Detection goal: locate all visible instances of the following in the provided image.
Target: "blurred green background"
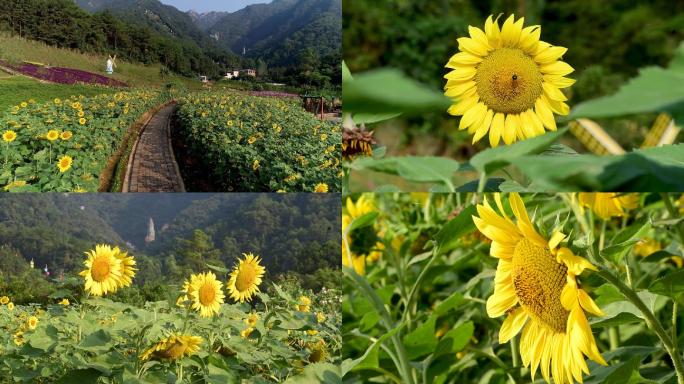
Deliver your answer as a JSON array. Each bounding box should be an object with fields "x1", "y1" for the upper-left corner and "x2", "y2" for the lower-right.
[{"x1": 343, "y1": 0, "x2": 684, "y2": 189}]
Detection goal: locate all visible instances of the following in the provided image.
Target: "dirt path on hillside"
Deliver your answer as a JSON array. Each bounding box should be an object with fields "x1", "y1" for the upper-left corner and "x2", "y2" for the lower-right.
[{"x1": 123, "y1": 104, "x2": 185, "y2": 192}]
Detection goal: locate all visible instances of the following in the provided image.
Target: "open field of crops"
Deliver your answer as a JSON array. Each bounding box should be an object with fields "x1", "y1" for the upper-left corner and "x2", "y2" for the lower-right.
[
  {"x1": 175, "y1": 92, "x2": 341, "y2": 192},
  {"x1": 343, "y1": 192, "x2": 684, "y2": 384},
  {"x1": 0, "y1": 247, "x2": 341, "y2": 383},
  {"x1": 0, "y1": 90, "x2": 169, "y2": 192}
]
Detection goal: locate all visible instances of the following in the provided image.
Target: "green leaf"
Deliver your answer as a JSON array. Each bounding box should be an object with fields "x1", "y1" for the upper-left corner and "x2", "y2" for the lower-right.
[
  {"x1": 570, "y1": 41, "x2": 684, "y2": 121},
  {"x1": 341, "y1": 323, "x2": 404, "y2": 376},
  {"x1": 648, "y1": 270, "x2": 684, "y2": 298},
  {"x1": 342, "y1": 61, "x2": 353, "y2": 83},
  {"x1": 434, "y1": 292, "x2": 465, "y2": 316},
  {"x1": 352, "y1": 156, "x2": 460, "y2": 188},
  {"x1": 510, "y1": 144, "x2": 684, "y2": 191},
  {"x1": 601, "y1": 220, "x2": 651, "y2": 263},
  {"x1": 455, "y1": 178, "x2": 505, "y2": 192},
  {"x1": 434, "y1": 321, "x2": 474, "y2": 358},
  {"x1": 403, "y1": 315, "x2": 438, "y2": 359},
  {"x1": 470, "y1": 128, "x2": 567, "y2": 175},
  {"x1": 347, "y1": 211, "x2": 379, "y2": 232},
  {"x1": 286, "y1": 363, "x2": 341, "y2": 384},
  {"x1": 78, "y1": 329, "x2": 112, "y2": 353},
  {"x1": 584, "y1": 355, "x2": 644, "y2": 384},
  {"x1": 343, "y1": 68, "x2": 452, "y2": 115},
  {"x1": 434, "y1": 204, "x2": 477, "y2": 253},
  {"x1": 55, "y1": 369, "x2": 102, "y2": 384},
  {"x1": 354, "y1": 112, "x2": 402, "y2": 125}
]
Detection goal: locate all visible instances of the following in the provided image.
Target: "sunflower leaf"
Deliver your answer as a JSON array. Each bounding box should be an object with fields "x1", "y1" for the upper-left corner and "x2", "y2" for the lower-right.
[
  {"x1": 343, "y1": 68, "x2": 452, "y2": 115},
  {"x1": 434, "y1": 204, "x2": 477, "y2": 253},
  {"x1": 470, "y1": 128, "x2": 567, "y2": 175},
  {"x1": 647, "y1": 270, "x2": 684, "y2": 299}
]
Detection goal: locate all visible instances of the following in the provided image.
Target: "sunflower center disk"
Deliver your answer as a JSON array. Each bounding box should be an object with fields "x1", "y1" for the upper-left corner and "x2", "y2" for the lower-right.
[
  {"x1": 475, "y1": 48, "x2": 543, "y2": 114},
  {"x1": 235, "y1": 265, "x2": 256, "y2": 292},
  {"x1": 198, "y1": 284, "x2": 216, "y2": 305},
  {"x1": 511, "y1": 238, "x2": 569, "y2": 332},
  {"x1": 91, "y1": 258, "x2": 111, "y2": 282}
]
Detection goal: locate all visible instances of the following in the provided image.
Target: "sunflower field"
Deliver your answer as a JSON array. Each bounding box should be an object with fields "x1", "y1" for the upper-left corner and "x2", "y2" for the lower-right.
[
  {"x1": 342, "y1": 192, "x2": 684, "y2": 384},
  {"x1": 0, "y1": 246, "x2": 342, "y2": 383},
  {"x1": 0, "y1": 91, "x2": 169, "y2": 192},
  {"x1": 174, "y1": 92, "x2": 341, "y2": 192}
]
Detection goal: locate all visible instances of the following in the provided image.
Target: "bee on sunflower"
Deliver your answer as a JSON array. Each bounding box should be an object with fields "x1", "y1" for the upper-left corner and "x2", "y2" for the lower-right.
[{"x1": 444, "y1": 15, "x2": 574, "y2": 146}]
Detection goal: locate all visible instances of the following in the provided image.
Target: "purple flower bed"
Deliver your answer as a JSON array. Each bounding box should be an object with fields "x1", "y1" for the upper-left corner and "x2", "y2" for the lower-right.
[
  {"x1": 0, "y1": 60, "x2": 127, "y2": 87},
  {"x1": 250, "y1": 91, "x2": 299, "y2": 98}
]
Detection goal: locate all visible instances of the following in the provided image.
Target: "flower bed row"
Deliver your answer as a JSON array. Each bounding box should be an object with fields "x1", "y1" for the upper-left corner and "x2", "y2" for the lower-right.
[
  {"x1": 1, "y1": 90, "x2": 168, "y2": 192},
  {"x1": 0, "y1": 60, "x2": 127, "y2": 87},
  {"x1": 175, "y1": 92, "x2": 341, "y2": 192}
]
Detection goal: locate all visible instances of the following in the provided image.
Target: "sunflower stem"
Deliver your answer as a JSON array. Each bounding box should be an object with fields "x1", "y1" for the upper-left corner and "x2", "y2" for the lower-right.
[
  {"x1": 510, "y1": 336, "x2": 520, "y2": 371},
  {"x1": 608, "y1": 327, "x2": 619, "y2": 351},
  {"x1": 477, "y1": 172, "x2": 487, "y2": 194},
  {"x1": 596, "y1": 267, "x2": 684, "y2": 384},
  {"x1": 661, "y1": 193, "x2": 684, "y2": 255}
]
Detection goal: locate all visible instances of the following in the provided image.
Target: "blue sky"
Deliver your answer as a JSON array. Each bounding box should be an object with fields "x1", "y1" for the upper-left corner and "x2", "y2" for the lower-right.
[{"x1": 160, "y1": 0, "x2": 270, "y2": 13}]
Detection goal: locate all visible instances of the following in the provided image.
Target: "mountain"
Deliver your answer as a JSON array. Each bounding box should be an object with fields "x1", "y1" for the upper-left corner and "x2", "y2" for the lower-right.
[
  {"x1": 0, "y1": 194, "x2": 340, "y2": 283},
  {"x1": 186, "y1": 10, "x2": 229, "y2": 31},
  {"x1": 74, "y1": 0, "x2": 212, "y2": 47},
  {"x1": 206, "y1": 0, "x2": 342, "y2": 66}
]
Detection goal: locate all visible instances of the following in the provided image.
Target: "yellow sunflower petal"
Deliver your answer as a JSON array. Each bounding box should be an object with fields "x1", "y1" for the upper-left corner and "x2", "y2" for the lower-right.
[
  {"x1": 544, "y1": 75, "x2": 576, "y2": 88},
  {"x1": 578, "y1": 289, "x2": 605, "y2": 316},
  {"x1": 472, "y1": 108, "x2": 494, "y2": 143},
  {"x1": 499, "y1": 307, "x2": 529, "y2": 343},
  {"x1": 503, "y1": 113, "x2": 519, "y2": 145},
  {"x1": 457, "y1": 37, "x2": 490, "y2": 56},
  {"x1": 535, "y1": 98, "x2": 557, "y2": 131},
  {"x1": 540, "y1": 61, "x2": 574, "y2": 76},
  {"x1": 543, "y1": 82, "x2": 568, "y2": 102},
  {"x1": 446, "y1": 52, "x2": 483, "y2": 68},
  {"x1": 535, "y1": 46, "x2": 568, "y2": 64},
  {"x1": 444, "y1": 66, "x2": 477, "y2": 81},
  {"x1": 486, "y1": 285, "x2": 518, "y2": 317},
  {"x1": 489, "y1": 112, "x2": 505, "y2": 147}
]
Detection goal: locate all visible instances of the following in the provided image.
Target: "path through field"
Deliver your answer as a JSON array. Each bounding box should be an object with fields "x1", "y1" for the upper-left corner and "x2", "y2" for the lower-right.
[{"x1": 124, "y1": 104, "x2": 185, "y2": 192}]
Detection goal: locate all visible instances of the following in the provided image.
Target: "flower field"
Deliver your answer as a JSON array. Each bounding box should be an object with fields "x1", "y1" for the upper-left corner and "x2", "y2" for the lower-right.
[
  {"x1": 0, "y1": 246, "x2": 341, "y2": 383},
  {"x1": 175, "y1": 92, "x2": 341, "y2": 192},
  {"x1": 0, "y1": 90, "x2": 168, "y2": 192},
  {"x1": 0, "y1": 60, "x2": 127, "y2": 87},
  {"x1": 343, "y1": 192, "x2": 684, "y2": 384}
]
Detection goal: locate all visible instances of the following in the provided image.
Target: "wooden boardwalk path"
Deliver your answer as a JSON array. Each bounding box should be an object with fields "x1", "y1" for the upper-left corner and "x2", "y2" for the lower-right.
[{"x1": 123, "y1": 104, "x2": 185, "y2": 192}]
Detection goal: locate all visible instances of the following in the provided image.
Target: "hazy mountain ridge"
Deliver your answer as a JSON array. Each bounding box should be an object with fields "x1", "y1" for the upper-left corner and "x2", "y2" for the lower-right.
[
  {"x1": 0, "y1": 194, "x2": 340, "y2": 278},
  {"x1": 186, "y1": 10, "x2": 229, "y2": 31}
]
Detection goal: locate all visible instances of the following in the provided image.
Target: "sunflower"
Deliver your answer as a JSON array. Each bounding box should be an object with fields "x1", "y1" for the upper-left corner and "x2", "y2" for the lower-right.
[
  {"x1": 185, "y1": 272, "x2": 225, "y2": 318},
  {"x1": 473, "y1": 193, "x2": 606, "y2": 383},
  {"x1": 79, "y1": 118, "x2": 87, "y2": 125},
  {"x1": 342, "y1": 127, "x2": 375, "y2": 161},
  {"x1": 58, "y1": 298, "x2": 70, "y2": 306},
  {"x1": 27, "y1": 316, "x2": 39, "y2": 330},
  {"x1": 140, "y1": 334, "x2": 202, "y2": 361},
  {"x1": 245, "y1": 312, "x2": 259, "y2": 327},
  {"x1": 314, "y1": 183, "x2": 329, "y2": 193},
  {"x1": 252, "y1": 159, "x2": 260, "y2": 171},
  {"x1": 297, "y1": 296, "x2": 312, "y2": 312},
  {"x1": 634, "y1": 238, "x2": 683, "y2": 268},
  {"x1": 0, "y1": 296, "x2": 8, "y2": 305},
  {"x1": 444, "y1": 15, "x2": 574, "y2": 146},
  {"x1": 342, "y1": 195, "x2": 383, "y2": 275},
  {"x1": 79, "y1": 244, "x2": 124, "y2": 296},
  {"x1": 7, "y1": 302, "x2": 14, "y2": 311},
  {"x1": 241, "y1": 327, "x2": 255, "y2": 338},
  {"x1": 578, "y1": 193, "x2": 639, "y2": 220},
  {"x1": 60, "y1": 131, "x2": 73, "y2": 140},
  {"x1": 226, "y1": 253, "x2": 266, "y2": 303},
  {"x1": 2, "y1": 130, "x2": 17, "y2": 143},
  {"x1": 57, "y1": 155, "x2": 73, "y2": 173},
  {"x1": 13, "y1": 331, "x2": 24, "y2": 346},
  {"x1": 307, "y1": 340, "x2": 329, "y2": 363},
  {"x1": 316, "y1": 312, "x2": 326, "y2": 323},
  {"x1": 113, "y1": 247, "x2": 136, "y2": 288},
  {"x1": 46, "y1": 130, "x2": 59, "y2": 141}
]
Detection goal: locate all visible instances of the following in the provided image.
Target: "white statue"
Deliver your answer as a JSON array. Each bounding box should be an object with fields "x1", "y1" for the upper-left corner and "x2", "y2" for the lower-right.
[{"x1": 106, "y1": 54, "x2": 117, "y2": 75}]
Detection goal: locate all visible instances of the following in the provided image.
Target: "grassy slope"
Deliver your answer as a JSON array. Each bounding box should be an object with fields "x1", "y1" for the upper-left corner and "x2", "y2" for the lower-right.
[
  {"x1": 0, "y1": 77, "x2": 120, "y2": 110},
  {"x1": 0, "y1": 34, "x2": 204, "y2": 109}
]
